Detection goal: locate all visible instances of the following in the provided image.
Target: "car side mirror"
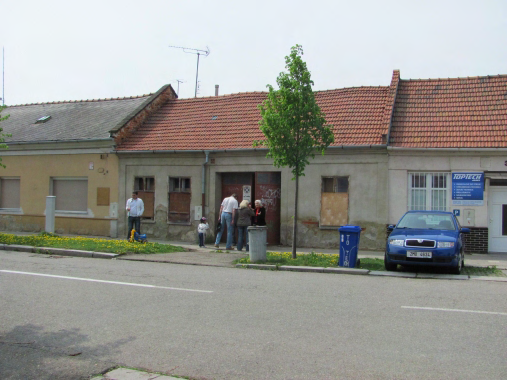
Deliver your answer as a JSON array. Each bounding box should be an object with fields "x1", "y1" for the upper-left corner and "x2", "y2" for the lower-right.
[
  {"x1": 387, "y1": 225, "x2": 395, "y2": 231},
  {"x1": 460, "y1": 228, "x2": 470, "y2": 234}
]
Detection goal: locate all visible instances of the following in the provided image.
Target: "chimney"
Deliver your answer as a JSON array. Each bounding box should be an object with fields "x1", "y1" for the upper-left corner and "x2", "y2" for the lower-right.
[{"x1": 215, "y1": 85, "x2": 219, "y2": 96}]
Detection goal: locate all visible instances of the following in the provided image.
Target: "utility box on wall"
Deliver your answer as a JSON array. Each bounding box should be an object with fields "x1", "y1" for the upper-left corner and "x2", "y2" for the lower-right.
[
  {"x1": 195, "y1": 206, "x2": 203, "y2": 221},
  {"x1": 463, "y1": 209, "x2": 475, "y2": 227}
]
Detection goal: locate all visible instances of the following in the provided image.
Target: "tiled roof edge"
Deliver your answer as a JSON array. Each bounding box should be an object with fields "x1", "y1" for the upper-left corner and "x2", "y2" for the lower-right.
[
  {"x1": 388, "y1": 146, "x2": 507, "y2": 151},
  {"x1": 115, "y1": 145, "x2": 388, "y2": 153},
  {"x1": 6, "y1": 93, "x2": 156, "y2": 108},
  {"x1": 112, "y1": 84, "x2": 178, "y2": 145},
  {"x1": 385, "y1": 70, "x2": 401, "y2": 146},
  {"x1": 109, "y1": 84, "x2": 175, "y2": 134},
  {"x1": 172, "y1": 85, "x2": 390, "y2": 102},
  {"x1": 401, "y1": 73, "x2": 507, "y2": 82}
]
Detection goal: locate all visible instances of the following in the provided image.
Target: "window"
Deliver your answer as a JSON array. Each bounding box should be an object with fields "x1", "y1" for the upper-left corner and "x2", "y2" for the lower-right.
[
  {"x1": 51, "y1": 178, "x2": 88, "y2": 212},
  {"x1": 134, "y1": 177, "x2": 155, "y2": 220},
  {"x1": 408, "y1": 172, "x2": 450, "y2": 211},
  {"x1": 0, "y1": 177, "x2": 20, "y2": 209},
  {"x1": 168, "y1": 177, "x2": 191, "y2": 224},
  {"x1": 320, "y1": 177, "x2": 349, "y2": 227}
]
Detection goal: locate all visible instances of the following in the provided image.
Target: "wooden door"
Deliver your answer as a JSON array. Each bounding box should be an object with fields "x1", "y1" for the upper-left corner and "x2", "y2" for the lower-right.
[
  {"x1": 254, "y1": 172, "x2": 281, "y2": 245},
  {"x1": 220, "y1": 173, "x2": 254, "y2": 243}
]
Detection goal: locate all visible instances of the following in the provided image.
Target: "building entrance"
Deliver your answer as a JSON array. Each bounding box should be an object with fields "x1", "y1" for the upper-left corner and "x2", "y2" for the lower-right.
[
  {"x1": 488, "y1": 187, "x2": 507, "y2": 253},
  {"x1": 220, "y1": 172, "x2": 281, "y2": 245}
]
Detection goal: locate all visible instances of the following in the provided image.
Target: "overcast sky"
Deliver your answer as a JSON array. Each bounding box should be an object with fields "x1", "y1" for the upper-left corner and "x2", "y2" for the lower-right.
[{"x1": 1, "y1": 0, "x2": 506, "y2": 105}]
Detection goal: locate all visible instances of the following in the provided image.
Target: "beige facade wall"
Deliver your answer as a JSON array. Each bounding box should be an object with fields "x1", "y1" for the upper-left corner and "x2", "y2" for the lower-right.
[
  {"x1": 0, "y1": 152, "x2": 119, "y2": 236},
  {"x1": 119, "y1": 148, "x2": 389, "y2": 250}
]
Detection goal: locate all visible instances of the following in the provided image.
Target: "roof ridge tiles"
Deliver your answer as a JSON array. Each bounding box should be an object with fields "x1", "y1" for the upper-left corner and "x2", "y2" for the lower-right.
[
  {"x1": 403, "y1": 73, "x2": 507, "y2": 83},
  {"x1": 173, "y1": 85, "x2": 390, "y2": 102},
  {"x1": 8, "y1": 93, "x2": 154, "y2": 108}
]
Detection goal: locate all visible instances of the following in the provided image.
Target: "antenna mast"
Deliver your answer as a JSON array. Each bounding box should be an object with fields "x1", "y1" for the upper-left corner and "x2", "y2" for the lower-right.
[
  {"x1": 168, "y1": 45, "x2": 210, "y2": 98},
  {"x1": 2, "y1": 47, "x2": 4, "y2": 106},
  {"x1": 175, "y1": 79, "x2": 185, "y2": 97}
]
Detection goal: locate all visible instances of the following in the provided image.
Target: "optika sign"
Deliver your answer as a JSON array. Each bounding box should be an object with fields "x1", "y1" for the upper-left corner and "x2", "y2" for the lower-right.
[{"x1": 452, "y1": 173, "x2": 482, "y2": 181}]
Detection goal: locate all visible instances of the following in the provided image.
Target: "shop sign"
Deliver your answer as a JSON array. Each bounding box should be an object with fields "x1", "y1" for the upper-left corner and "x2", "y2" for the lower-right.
[{"x1": 452, "y1": 172, "x2": 484, "y2": 205}]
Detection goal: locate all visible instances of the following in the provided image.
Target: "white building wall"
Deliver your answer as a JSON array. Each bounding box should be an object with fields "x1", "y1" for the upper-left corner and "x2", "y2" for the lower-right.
[{"x1": 388, "y1": 150, "x2": 507, "y2": 228}]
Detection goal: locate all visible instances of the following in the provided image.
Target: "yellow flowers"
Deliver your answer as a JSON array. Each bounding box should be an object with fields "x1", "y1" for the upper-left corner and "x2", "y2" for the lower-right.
[
  {"x1": 0, "y1": 232, "x2": 184, "y2": 254},
  {"x1": 238, "y1": 251, "x2": 339, "y2": 266}
]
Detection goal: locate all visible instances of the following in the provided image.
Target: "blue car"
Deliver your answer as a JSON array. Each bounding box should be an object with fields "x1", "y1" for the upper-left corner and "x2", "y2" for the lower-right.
[{"x1": 385, "y1": 211, "x2": 470, "y2": 274}]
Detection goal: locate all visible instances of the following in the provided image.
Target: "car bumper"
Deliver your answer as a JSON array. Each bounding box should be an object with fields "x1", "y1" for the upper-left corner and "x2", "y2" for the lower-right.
[{"x1": 386, "y1": 247, "x2": 460, "y2": 267}]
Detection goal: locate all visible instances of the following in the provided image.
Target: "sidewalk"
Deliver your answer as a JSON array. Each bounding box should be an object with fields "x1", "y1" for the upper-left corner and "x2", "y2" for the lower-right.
[
  {"x1": 2, "y1": 230, "x2": 507, "y2": 270},
  {"x1": 140, "y1": 238, "x2": 507, "y2": 270}
]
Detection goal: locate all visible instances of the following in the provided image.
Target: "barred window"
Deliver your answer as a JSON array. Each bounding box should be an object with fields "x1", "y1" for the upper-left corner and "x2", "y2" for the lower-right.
[{"x1": 408, "y1": 172, "x2": 450, "y2": 211}]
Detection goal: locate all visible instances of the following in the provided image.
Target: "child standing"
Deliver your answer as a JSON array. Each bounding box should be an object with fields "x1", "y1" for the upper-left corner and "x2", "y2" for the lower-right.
[{"x1": 197, "y1": 217, "x2": 210, "y2": 248}]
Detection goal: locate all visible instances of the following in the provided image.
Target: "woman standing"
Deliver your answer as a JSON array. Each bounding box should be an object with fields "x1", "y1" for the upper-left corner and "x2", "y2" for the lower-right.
[
  {"x1": 253, "y1": 200, "x2": 266, "y2": 226},
  {"x1": 237, "y1": 200, "x2": 255, "y2": 251}
]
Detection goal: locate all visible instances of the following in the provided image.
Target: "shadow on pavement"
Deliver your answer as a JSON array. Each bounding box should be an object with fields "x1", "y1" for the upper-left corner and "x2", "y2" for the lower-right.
[{"x1": 0, "y1": 324, "x2": 134, "y2": 380}]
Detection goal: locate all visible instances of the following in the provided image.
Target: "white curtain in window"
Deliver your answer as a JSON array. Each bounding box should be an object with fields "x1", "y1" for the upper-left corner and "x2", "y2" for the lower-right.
[{"x1": 53, "y1": 179, "x2": 88, "y2": 212}]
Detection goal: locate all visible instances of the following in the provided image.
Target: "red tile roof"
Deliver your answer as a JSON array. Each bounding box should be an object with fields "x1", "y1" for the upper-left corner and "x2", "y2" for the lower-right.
[
  {"x1": 390, "y1": 75, "x2": 507, "y2": 148},
  {"x1": 116, "y1": 86, "x2": 392, "y2": 151}
]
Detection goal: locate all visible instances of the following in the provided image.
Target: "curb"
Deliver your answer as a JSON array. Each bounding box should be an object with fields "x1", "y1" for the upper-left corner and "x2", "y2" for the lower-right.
[
  {"x1": 236, "y1": 264, "x2": 507, "y2": 281},
  {"x1": 236, "y1": 263, "x2": 369, "y2": 275},
  {"x1": 0, "y1": 244, "x2": 120, "y2": 259}
]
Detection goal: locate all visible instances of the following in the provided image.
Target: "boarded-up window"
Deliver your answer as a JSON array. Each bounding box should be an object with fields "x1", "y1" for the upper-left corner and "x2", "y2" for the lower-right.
[
  {"x1": 52, "y1": 178, "x2": 88, "y2": 212},
  {"x1": 168, "y1": 177, "x2": 190, "y2": 223},
  {"x1": 320, "y1": 177, "x2": 348, "y2": 226},
  {"x1": 134, "y1": 177, "x2": 155, "y2": 219},
  {"x1": 0, "y1": 177, "x2": 21, "y2": 209}
]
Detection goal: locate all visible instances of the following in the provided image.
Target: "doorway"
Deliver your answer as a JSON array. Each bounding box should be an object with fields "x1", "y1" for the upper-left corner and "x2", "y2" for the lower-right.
[
  {"x1": 219, "y1": 172, "x2": 281, "y2": 245},
  {"x1": 488, "y1": 187, "x2": 507, "y2": 252}
]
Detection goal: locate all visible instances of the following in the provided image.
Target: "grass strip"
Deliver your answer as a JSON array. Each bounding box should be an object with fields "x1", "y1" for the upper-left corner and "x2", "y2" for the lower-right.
[
  {"x1": 236, "y1": 253, "x2": 506, "y2": 277},
  {"x1": 0, "y1": 232, "x2": 185, "y2": 254}
]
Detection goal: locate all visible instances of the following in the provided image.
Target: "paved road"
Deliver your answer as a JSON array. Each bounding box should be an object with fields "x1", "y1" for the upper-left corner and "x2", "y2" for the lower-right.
[{"x1": 1, "y1": 250, "x2": 506, "y2": 379}]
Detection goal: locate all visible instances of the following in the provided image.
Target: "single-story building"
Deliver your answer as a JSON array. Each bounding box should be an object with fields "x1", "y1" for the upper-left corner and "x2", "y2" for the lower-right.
[
  {"x1": 387, "y1": 74, "x2": 507, "y2": 253},
  {"x1": 0, "y1": 85, "x2": 177, "y2": 237},
  {"x1": 114, "y1": 70, "x2": 507, "y2": 253}
]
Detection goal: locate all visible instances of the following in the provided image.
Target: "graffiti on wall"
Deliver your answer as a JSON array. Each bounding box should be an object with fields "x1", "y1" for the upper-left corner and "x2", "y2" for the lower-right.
[{"x1": 259, "y1": 186, "x2": 281, "y2": 212}]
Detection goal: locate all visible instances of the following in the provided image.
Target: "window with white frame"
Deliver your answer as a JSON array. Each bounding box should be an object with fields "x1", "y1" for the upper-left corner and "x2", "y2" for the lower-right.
[
  {"x1": 51, "y1": 178, "x2": 88, "y2": 212},
  {"x1": 408, "y1": 172, "x2": 450, "y2": 211},
  {"x1": 0, "y1": 177, "x2": 21, "y2": 210}
]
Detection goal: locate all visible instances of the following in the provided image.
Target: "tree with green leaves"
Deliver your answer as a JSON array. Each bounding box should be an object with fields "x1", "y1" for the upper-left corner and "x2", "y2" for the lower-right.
[
  {"x1": 0, "y1": 105, "x2": 10, "y2": 168},
  {"x1": 255, "y1": 45, "x2": 334, "y2": 259}
]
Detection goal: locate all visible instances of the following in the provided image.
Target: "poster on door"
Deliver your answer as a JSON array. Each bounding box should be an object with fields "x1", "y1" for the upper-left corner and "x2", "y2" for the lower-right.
[
  {"x1": 452, "y1": 172, "x2": 484, "y2": 205},
  {"x1": 242, "y1": 185, "x2": 251, "y2": 203}
]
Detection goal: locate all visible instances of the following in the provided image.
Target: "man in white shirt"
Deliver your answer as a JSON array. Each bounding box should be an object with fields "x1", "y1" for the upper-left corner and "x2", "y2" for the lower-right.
[
  {"x1": 214, "y1": 193, "x2": 238, "y2": 250},
  {"x1": 126, "y1": 191, "x2": 145, "y2": 239}
]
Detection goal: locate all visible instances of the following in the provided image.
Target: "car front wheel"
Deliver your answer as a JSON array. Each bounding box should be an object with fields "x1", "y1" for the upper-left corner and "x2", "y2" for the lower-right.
[
  {"x1": 384, "y1": 253, "x2": 397, "y2": 271},
  {"x1": 450, "y1": 251, "x2": 464, "y2": 275}
]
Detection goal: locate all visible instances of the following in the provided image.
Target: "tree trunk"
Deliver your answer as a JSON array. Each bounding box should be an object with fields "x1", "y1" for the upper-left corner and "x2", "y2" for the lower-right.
[{"x1": 292, "y1": 174, "x2": 299, "y2": 259}]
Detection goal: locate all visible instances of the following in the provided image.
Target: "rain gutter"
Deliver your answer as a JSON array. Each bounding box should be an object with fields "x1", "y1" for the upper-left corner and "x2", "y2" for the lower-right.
[{"x1": 202, "y1": 151, "x2": 210, "y2": 218}]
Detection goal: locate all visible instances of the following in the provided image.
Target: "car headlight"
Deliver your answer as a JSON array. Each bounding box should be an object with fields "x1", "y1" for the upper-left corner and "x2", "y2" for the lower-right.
[
  {"x1": 437, "y1": 242, "x2": 455, "y2": 248},
  {"x1": 389, "y1": 239, "x2": 405, "y2": 246}
]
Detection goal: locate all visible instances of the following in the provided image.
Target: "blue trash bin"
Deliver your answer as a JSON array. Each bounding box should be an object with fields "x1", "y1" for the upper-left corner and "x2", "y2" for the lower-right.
[{"x1": 338, "y1": 225, "x2": 362, "y2": 268}]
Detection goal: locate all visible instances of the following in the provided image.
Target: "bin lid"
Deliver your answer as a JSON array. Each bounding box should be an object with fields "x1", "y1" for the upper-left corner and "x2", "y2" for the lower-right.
[{"x1": 338, "y1": 225, "x2": 362, "y2": 233}]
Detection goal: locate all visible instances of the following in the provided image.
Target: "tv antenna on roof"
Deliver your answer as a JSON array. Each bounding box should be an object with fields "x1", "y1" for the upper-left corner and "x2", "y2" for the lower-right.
[
  {"x1": 171, "y1": 79, "x2": 185, "y2": 97},
  {"x1": 168, "y1": 45, "x2": 210, "y2": 98}
]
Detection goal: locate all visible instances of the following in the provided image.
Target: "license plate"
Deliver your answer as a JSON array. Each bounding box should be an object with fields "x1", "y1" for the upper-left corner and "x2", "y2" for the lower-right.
[{"x1": 407, "y1": 251, "x2": 432, "y2": 258}]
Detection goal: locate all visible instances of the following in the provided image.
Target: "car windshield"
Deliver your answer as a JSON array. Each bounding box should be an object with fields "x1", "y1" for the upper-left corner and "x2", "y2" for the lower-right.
[{"x1": 397, "y1": 213, "x2": 456, "y2": 230}]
